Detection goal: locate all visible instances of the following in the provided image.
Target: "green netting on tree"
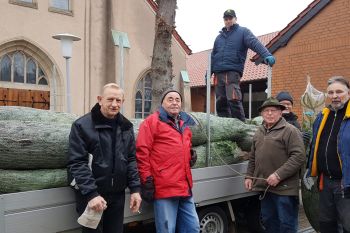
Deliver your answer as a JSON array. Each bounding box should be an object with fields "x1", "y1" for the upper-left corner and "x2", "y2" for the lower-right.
[
  {"x1": 0, "y1": 106, "x2": 78, "y2": 124},
  {"x1": 189, "y1": 112, "x2": 257, "y2": 151},
  {"x1": 0, "y1": 120, "x2": 71, "y2": 169},
  {"x1": 0, "y1": 169, "x2": 67, "y2": 194},
  {"x1": 192, "y1": 140, "x2": 243, "y2": 168}
]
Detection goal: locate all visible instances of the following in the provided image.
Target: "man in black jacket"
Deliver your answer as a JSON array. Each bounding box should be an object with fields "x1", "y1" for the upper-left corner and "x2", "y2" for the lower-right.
[
  {"x1": 67, "y1": 83, "x2": 141, "y2": 233},
  {"x1": 276, "y1": 91, "x2": 301, "y2": 130}
]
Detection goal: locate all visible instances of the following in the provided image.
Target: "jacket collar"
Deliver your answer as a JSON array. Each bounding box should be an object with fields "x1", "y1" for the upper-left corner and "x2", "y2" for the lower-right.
[
  {"x1": 323, "y1": 100, "x2": 350, "y2": 119},
  {"x1": 263, "y1": 117, "x2": 286, "y2": 131},
  {"x1": 158, "y1": 106, "x2": 195, "y2": 127},
  {"x1": 282, "y1": 112, "x2": 298, "y2": 121},
  {"x1": 91, "y1": 103, "x2": 133, "y2": 131},
  {"x1": 221, "y1": 24, "x2": 239, "y2": 34}
]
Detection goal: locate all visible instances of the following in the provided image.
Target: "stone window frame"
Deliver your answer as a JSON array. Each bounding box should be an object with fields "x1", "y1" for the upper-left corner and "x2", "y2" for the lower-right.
[
  {"x1": 134, "y1": 72, "x2": 153, "y2": 119},
  {"x1": 48, "y1": 0, "x2": 73, "y2": 16},
  {"x1": 9, "y1": 0, "x2": 38, "y2": 9},
  {"x1": 0, "y1": 51, "x2": 50, "y2": 91}
]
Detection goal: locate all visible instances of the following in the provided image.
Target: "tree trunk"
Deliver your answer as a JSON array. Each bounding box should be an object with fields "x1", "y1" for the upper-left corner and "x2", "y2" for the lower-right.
[{"x1": 150, "y1": 0, "x2": 177, "y2": 112}]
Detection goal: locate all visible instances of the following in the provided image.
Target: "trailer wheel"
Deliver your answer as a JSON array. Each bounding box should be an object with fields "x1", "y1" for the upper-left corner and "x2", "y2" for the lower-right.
[{"x1": 198, "y1": 206, "x2": 231, "y2": 233}]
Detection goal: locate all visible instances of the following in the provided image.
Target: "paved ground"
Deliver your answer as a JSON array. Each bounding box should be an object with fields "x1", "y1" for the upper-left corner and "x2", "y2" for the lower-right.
[
  {"x1": 297, "y1": 204, "x2": 316, "y2": 233},
  {"x1": 125, "y1": 204, "x2": 317, "y2": 233}
]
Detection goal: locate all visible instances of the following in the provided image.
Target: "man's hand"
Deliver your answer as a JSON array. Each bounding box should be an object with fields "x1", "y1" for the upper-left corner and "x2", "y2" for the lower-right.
[
  {"x1": 88, "y1": 196, "x2": 107, "y2": 212},
  {"x1": 190, "y1": 149, "x2": 197, "y2": 167},
  {"x1": 130, "y1": 192, "x2": 142, "y2": 213},
  {"x1": 266, "y1": 172, "x2": 281, "y2": 187},
  {"x1": 141, "y1": 176, "x2": 155, "y2": 203},
  {"x1": 244, "y1": 178, "x2": 253, "y2": 191},
  {"x1": 264, "y1": 55, "x2": 276, "y2": 67}
]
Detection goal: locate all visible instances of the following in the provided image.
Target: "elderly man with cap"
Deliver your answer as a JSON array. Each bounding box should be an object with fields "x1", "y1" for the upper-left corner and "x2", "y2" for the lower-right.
[
  {"x1": 136, "y1": 90, "x2": 199, "y2": 233},
  {"x1": 276, "y1": 91, "x2": 301, "y2": 130},
  {"x1": 211, "y1": 9, "x2": 276, "y2": 121},
  {"x1": 245, "y1": 97, "x2": 305, "y2": 233}
]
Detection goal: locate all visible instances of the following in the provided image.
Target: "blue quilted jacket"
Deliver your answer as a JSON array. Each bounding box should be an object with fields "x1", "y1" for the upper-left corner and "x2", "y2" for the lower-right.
[
  {"x1": 307, "y1": 101, "x2": 350, "y2": 188},
  {"x1": 211, "y1": 24, "x2": 271, "y2": 76}
]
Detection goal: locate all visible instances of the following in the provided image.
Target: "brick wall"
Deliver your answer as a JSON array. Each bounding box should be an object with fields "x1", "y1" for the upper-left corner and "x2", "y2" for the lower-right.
[{"x1": 272, "y1": 0, "x2": 350, "y2": 122}]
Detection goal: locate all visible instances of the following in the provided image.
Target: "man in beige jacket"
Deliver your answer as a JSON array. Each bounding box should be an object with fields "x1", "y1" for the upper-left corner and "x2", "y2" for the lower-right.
[{"x1": 245, "y1": 97, "x2": 305, "y2": 233}]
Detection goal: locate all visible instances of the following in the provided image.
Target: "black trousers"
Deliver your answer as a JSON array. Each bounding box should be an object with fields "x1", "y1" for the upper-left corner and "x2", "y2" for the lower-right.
[
  {"x1": 75, "y1": 191, "x2": 125, "y2": 233},
  {"x1": 319, "y1": 176, "x2": 350, "y2": 233},
  {"x1": 214, "y1": 71, "x2": 245, "y2": 121}
]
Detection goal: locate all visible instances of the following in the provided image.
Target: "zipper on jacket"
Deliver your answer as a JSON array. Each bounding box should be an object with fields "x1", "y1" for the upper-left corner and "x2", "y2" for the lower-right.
[{"x1": 324, "y1": 111, "x2": 337, "y2": 177}]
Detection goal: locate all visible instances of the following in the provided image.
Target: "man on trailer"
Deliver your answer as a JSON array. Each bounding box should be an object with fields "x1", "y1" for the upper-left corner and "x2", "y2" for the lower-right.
[
  {"x1": 245, "y1": 97, "x2": 305, "y2": 233},
  {"x1": 211, "y1": 9, "x2": 275, "y2": 121},
  {"x1": 67, "y1": 83, "x2": 141, "y2": 233}
]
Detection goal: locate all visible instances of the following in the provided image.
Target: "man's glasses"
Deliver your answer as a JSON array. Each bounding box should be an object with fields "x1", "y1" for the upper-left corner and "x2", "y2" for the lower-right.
[{"x1": 261, "y1": 109, "x2": 281, "y2": 114}]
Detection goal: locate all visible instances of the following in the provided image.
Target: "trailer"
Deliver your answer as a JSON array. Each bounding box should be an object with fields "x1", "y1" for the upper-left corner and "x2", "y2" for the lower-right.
[{"x1": 0, "y1": 162, "x2": 263, "y2": 233}]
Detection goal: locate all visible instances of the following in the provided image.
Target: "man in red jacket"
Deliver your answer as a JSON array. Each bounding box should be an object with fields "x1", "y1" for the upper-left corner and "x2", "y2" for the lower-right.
[{"x1": 136, "y1": 90, "x2": 199, "y2": 233}]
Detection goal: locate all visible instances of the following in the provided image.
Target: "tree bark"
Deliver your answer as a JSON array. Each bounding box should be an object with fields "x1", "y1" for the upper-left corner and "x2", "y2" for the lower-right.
[{"x1": 150, "y1": 0, "x2": 177, "y2": 112}]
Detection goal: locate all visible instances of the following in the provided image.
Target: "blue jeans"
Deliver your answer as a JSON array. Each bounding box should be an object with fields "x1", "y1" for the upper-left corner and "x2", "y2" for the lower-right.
[
  {"x1": 261, "y1": 192, "x2": 299, "y2": 233},
  {"x1": 154, "y1": 196, "x2": 199, "y2": 233}
]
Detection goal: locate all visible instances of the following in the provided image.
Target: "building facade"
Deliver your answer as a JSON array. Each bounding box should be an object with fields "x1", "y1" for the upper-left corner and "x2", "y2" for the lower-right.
[
  {"x1": 252, "y1": 0, "x2": 350, "y2": 119},
  {"x1": 0, "y1": 0, "x2": 191, "y2": 118}
]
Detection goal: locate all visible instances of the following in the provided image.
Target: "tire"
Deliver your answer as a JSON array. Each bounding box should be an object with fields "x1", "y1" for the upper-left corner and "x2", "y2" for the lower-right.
[{"x1": 198, "y1": 206, "x2": 231, "y2": 233}]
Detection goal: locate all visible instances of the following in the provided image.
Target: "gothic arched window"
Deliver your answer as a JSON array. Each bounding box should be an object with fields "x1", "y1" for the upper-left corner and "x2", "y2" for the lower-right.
[
  {"x1": 0, "y1": 51, "x2": 49, "y2": 87},
  {"x1": 134, "y1": 73, "x2": 152, "y2": 119}
]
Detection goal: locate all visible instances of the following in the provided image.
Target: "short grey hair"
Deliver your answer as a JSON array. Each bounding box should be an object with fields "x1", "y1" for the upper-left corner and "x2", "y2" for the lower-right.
[{"x1": 327, "y1": 76, "x2": 350, "y2": 89}]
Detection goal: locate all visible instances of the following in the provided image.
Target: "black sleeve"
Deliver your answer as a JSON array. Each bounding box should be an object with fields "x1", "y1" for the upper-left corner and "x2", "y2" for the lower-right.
[
  {"x1": 67, "y1": 122, "x2": 99, "y2": 200},
  {"x1": 126, "y1": 129, "x2": 141, "y2": 193}
]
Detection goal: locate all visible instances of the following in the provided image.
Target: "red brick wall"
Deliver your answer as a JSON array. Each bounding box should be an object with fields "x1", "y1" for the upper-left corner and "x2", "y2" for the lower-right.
[{"x1": 272, "y1": 0, "x2": 350, "y2": 121}]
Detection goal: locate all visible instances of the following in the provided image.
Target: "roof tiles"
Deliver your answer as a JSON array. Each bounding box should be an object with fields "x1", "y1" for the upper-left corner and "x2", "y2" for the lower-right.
[{"x1": 187, "y1": 31, "x2": 279, "y2": 87}]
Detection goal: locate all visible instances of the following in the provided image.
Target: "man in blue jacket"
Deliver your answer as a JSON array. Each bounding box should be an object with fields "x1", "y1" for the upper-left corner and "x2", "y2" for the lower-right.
[
  {"x1": 307, "y1": 76, "x2": 350, "y2": 233},
  {"x1": 211, "y1": 9, "x2": 275, "y2": 121}
]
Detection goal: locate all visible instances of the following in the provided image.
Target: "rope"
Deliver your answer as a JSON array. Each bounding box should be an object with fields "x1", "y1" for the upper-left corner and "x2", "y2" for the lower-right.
[
  {"x1": 198, "y1": 121, "x2": 271, "y2": 200},
  {"x1": 212, "y1": 144, "x2": 271, "y2": 200}
]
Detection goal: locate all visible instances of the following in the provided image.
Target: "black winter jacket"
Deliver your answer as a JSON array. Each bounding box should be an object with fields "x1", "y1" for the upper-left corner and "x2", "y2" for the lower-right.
[
  {"x1": 67, "y1": 104, "x2": 140, "y2": 200},
  {"x1": 282, "y1": 112, "x2": 301, "y2": 130}
]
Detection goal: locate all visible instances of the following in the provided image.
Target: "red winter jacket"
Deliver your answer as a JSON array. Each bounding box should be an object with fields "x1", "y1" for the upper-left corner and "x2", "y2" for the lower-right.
[{"x1": 136, "y1": 107, "x2": 195, "y2": 199}]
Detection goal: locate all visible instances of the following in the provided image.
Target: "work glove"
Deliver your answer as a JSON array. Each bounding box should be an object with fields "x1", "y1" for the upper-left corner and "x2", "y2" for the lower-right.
[
  {"x1": 264, "y1": 55, "x2": 276, "y2": 66},
  {"x1": 343, "y1": 187, "x2": 350, "y2": 199},
  {"x1": 141, "y1": 176, "x2": 154, "y2": 203},
  {"x1": 190, "y1": 149, "x2": 197, "y2": 167}
]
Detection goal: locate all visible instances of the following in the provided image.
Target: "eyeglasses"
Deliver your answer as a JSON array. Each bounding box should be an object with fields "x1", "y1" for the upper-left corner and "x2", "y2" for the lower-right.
[{"x1": 261, "y1": 109, "x2": 281, "y2": 114}]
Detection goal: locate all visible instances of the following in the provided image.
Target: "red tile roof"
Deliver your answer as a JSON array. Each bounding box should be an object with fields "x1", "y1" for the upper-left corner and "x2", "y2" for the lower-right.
[
  {"x1": 146, "y1": 0, "x2": 192, "y2": 55},
  {"x1": 187, "y1": 31, "x2": 279, "y2": 87}
]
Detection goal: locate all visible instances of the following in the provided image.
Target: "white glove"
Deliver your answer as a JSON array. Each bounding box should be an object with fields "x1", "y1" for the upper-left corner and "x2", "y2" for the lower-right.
[{"x1": 303, "y1": 169, "x2": 315, "y2": 191}]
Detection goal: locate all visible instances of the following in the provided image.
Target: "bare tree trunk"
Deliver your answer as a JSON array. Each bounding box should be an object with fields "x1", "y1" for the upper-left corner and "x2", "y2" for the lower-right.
[{"x1": 150, "y1": 0, "x2": 177, "y2": 112}]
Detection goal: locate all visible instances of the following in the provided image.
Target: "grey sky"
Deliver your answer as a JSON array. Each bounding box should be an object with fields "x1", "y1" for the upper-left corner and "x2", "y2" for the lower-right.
[{"x1": 175, "y1": 0, "x2": 314, "y2": 52}]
